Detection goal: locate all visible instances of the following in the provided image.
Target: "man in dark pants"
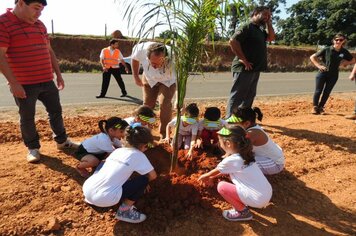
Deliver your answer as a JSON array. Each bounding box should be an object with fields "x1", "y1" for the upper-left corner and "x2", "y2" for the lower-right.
[
  {"x1": 0, "y1": 0, "x2": 78, "y2": 163},
  {"x1": 226, "y1": 6, "x2": 275, "y2": 118},
  {"x1": 97, "y1": 39, "x2": 129, "y2": 98}
]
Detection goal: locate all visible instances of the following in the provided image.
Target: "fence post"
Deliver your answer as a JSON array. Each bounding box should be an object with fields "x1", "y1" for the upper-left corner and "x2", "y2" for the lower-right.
[
  {"x1": 105, "y1": 24, "x2": 107, "y2": 38},
  {"x1": 51, "y1": 19, "x2": 54, "y2": 36}
]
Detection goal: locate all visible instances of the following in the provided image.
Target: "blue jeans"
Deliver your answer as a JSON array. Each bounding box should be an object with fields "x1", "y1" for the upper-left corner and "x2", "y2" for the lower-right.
[
  {"x1": 121, "y1": 175, "x2": 149, "y2": 202},
  {"x1": 313, "y1": 72, "x2": 338, "y2": 108},
  {"x1": 14, "y1": 81, "x2": 67, "y2": 149},
  {"x1": 226, "y1": 71, "x2": 260, "y2": 118}
]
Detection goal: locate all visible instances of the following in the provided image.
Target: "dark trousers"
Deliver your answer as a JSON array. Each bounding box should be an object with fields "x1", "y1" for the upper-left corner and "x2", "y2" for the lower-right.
[
  {"x1": 99, "y1": 68, "x2": 126, "y2": 96},
  {"x1": 121, "y1": 175, "x2": 149, "y2": 202},
  {"x1": 14, "y1": 81, "x2": 67, "y2": 149},
  {"x1": 313, "y1": 72, "x2": 338, "y2": 108},
  {"x1": 226, "y1": 71, "x2": 260, "y2": 118}
]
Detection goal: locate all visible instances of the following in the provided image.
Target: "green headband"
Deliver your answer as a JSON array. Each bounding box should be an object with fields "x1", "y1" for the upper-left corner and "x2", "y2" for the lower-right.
[
  {"x1": 139, "y1": 114, "x2": 156, "y2": 124},
  {"x1": 114, "y1": 123, "x2": 122, "y2": 129},
  {"x1": 217, "y1": 127, "x2": 232, "y2": 136},
  {"x1": 182, "y1": 115, "x2": 197, "y2": 125},
  {"x1": 203, "y1": 119, "x2": 221, "y2": 128},
  {"x1": 226, "y1": 114, "x2": 242, "y2": 123}
]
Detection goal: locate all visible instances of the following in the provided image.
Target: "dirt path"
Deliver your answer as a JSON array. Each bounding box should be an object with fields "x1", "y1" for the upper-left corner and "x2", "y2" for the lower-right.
[{"x1": 0, "y1": 93, "x2": 355, "y2": 235}]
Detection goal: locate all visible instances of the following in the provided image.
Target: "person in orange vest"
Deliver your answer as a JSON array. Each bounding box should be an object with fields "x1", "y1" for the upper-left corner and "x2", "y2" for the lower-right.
[{"x1": 97, "y1": 39, "x2": 129, "y2": 98}]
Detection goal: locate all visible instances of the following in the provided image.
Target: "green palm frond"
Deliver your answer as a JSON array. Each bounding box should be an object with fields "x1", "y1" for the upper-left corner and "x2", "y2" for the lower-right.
[{"x1": 122, "y1": 0, "x2": 233, "y2": 170}]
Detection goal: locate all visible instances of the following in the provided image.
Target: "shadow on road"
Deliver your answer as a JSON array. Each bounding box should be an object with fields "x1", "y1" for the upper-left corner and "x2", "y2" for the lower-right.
[{"x1": 105, "y1": 95, "x2": 143, "y2": 105}]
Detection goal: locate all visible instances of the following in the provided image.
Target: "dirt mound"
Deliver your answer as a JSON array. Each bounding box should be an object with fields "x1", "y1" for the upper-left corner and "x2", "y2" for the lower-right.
[{"x1": 0, "y1": 94, "x2": 355, "y2": 235}]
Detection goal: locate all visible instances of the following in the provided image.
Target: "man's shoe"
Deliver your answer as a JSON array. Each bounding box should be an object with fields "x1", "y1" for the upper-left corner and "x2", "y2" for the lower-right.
[
  {"x1": 120, "y1": 93, "x2": 127, "y2": 97},
  {"x1": 319, "y1": 107, "x2": 326, "y2": 115},
  {"x1": 96, "y1": 95, "x2": 105, "y2": 98},
  {"x1": 345, "y1": 113, "x2": 356, "y2": 120},
  {"x1": 27, "y1": 149, "x2": 40, "y2": 163},
  {"x1": 312, "y1": 106, "x2": 320, "y2": 115},
  {"x1": 57, "y1": 139, "x2": 80, "y2": 150}
]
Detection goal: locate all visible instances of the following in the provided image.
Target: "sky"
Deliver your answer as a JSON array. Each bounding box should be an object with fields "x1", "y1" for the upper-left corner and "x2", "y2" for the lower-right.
[{"x1": 0, "y1": 0, "x2": 300, "y2": 37}]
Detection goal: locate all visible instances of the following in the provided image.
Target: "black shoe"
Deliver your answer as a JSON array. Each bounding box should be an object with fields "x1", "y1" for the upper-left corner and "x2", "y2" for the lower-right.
[
  {"x1": 96, "y1": 95, "x2": 105, "y2": 98},
  {"x1": 120, "y1": 93, "x2": 127, "y2": 97}
]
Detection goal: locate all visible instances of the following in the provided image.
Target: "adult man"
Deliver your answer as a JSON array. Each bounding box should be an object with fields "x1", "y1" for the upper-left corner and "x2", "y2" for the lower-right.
[
  {"x1": 131, "y1": 42, "x2": 176, "y2": 139},
  {"x1": 0, "y1": 0, "x2": 78, "y2": 163},
  {"x1": 96, "y1": 39, "x2": 129, "y2": 98},
  {"x1": 226, "y1": 6, "x2": 275, "y2": 118}
]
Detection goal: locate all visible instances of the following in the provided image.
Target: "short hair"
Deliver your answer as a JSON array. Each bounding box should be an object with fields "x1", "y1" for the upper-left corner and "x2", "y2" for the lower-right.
[
  {"x1": 333, "y1": 33, "x2": 346, "y2": 40},
  {"x1": 185, "y1": 103, "x2": 199, "y2": 118},
  {"x1": 250, "y1": 6, "x2": 270, "y2": 17},
  {"x1": 109, "y1": 39, "x2": 119, "y2": 45},
  {"x1": 15, "y1": 0, "x2": 47, "y2": 6},
  {"x1": 147, "y1": 43, "x2": 168, "y2": 58},
  {"x1": 204, "y1": 107, "x2": 221, "y2": 121}
]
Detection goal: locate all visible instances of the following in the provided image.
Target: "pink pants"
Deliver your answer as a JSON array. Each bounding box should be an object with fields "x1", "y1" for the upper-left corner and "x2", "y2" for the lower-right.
[{"x1": 217, "y1": 181, "x2": 245, "y2": 211}]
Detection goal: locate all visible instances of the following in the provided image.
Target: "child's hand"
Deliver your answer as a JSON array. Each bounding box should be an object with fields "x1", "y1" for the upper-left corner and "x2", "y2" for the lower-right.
[
  {"x1": 145, "y1": 184, "x2": 151, "y2": 193},
  {"x1": 198, "y1": 174, "x2": 214, "y2": 187},
  {"x1": 161, "y1": 137, "x2": 170, "y2": 144},
  {"x1": 186, "y1": 149, "x2": 194, "y2": 160},
  {"x1": 195, "y1": 139, "x2": 203, "y2": 149}
]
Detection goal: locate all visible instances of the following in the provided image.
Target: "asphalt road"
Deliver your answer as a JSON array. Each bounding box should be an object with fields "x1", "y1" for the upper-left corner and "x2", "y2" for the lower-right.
[{"x1": 0, "y1": 72, "x2": 354, "y2": 108}]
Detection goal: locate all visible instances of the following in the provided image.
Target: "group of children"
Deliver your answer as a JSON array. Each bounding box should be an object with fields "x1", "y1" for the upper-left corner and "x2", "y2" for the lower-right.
[{"x1": 75, "y1": 103, "x2": 285, "y2": 223}]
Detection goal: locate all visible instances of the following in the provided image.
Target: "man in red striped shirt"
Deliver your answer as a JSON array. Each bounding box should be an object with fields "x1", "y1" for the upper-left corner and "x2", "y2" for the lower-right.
[{"x1": 0, "y1": 0, "x2": 78, "y2": 163}]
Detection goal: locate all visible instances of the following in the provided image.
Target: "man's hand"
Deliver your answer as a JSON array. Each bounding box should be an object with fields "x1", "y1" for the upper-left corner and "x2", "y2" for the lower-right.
[
  {"x1": 134, "y1": 75, "x2": 143, "y2": 87},
  {"x1": 239, "y1": 59, "x2": 253, "y2": 71},
  {"x1": 318, "y1": 65, "x2": 327, "y2": 72},
  {"x1": 56, "y1": 75, "x2": 65, "y2": 90},
  {"x1": 9, "y1": 81, "x2": 26, "y2": 98}
]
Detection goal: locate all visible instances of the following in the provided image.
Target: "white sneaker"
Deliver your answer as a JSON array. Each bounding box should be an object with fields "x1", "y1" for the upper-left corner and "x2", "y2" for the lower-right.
[
  {"x1": 57, "y1": 139, "x2": 79, "y2": 150},
  {"x1": 115, "y1": 206, "x2": 147, "y2": 223},
  {"x1": 27, "y1": 149, "x2": 40, "y2": 163}
]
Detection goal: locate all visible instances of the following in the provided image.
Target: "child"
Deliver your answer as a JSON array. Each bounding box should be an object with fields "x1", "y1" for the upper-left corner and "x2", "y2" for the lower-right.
[
  {"x1": 124, "y1": 105, "x2": 156, "y2": 128},
  {"x1": 196, "y1": 107, "x2": 226, "y2": 150},
  {"x1": 198, "y1": 126, "x2": 272, "y2": 221},
  {"x1": 164, "y1": 103, "x2": 199, "y2": 159},
  {"x1": 75, "y1": 117, "x2": 129, "y2": 177},
  {"x1": 83, "y1": 126, "x2": 157, "y2": 224},
  {"x1": 227, "y1": 107, "x2": 285, "y2": 175}
]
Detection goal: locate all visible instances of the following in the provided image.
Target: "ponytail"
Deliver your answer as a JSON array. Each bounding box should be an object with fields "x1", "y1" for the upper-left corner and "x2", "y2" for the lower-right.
[{"x1": 98, "y1": 117, "x2": 129, "y2": 134}]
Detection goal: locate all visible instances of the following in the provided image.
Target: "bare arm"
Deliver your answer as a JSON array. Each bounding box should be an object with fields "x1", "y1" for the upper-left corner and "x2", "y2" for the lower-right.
[
  {"x1": 119, "y1": 59, "x2": 129, "y2": 73},
  {"x1": 265, "y1": 11, "x2": 275, "y2": 42},
  {"x1": 48, "y1": 43, "x2": 64, "y2": 90},
  {"x1": 131, "y1": 59, "x2": 143, "y2": 86},
  {"x1": 229, "y1": 39, "x2": 252, "y2": 71},
  {"x1": 349, "y1": 63, "x2": 356, "y2": 81},
  {"x1": 310, "y1": 53, "x2": 327, "y2": 72},
  {"x1": 0, "y1": 47, "x2": 26, "y2": 98},
  {"x1": 146, "y1": 169, "x2": 157, "y2": 181}
]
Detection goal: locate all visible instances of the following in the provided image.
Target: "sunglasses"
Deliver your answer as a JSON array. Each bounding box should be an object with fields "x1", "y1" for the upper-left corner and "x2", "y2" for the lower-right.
[{"x1": 334, "y1": 38, "x2": 344, "y2": 42}]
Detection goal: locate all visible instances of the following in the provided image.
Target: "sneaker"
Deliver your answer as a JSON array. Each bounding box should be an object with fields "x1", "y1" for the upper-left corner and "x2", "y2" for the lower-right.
[
  {"x1": 319, "y1": 107, "x2": 326, "y2": 115},
  {"x1": 57, "y1": 139, "x2": 79, "y2": 150},
  {"x1": 115, "y1": 206, "x2": 147, "y2": 223},
  {"x1": 222, "y1": 208, "x2": 253, "y2": 221},
  {"x1": 345, "y1": 113, "x2": 356, "y2": 120},
  {"x1": 311, "y1": 106, "x2": 320, "y2": 115},
  {"x1": 27, "y1": 149, "x2": 40, "y2": 163}
]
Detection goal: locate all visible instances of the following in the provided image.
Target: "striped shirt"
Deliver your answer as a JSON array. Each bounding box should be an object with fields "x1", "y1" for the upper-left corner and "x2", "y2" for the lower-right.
[{"x1": 0, "y1": 9, "x2": 53, "y2": 85}]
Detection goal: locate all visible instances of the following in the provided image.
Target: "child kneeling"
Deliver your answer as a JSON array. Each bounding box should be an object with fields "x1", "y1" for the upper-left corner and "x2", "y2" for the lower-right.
[
  {"x1": 82, "y1": 126, "x2": 157, "y2": 223},
  {"x1": 198, "y1": 126, "x2": 272, "y2": 221}
]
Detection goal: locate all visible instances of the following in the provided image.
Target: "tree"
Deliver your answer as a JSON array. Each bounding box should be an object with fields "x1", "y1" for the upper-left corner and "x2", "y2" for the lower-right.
[
  {"x1": 122, "y1": 0, "x2": 225, "y2": 171},
  {"x1": 277, "y1": 0, "x2": 356, "y2": 47}
]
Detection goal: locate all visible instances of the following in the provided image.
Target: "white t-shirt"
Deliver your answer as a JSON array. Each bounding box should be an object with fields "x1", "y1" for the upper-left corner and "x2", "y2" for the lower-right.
[
  {"x1": 248, "y1": 125, "x2": 285, "y2": 165},
  {"x1": 82, "y1": 133, "x2": 122, "y2": 154},
  {"x1": 83, "y1": 147, "x2": 154, "y2": 207},
  {"x1": 131, "y1": 41, "x2": 176, "y2": 88},
  {"x1": 168, "y1": 117, "x2": 199, "y2": 136},
  {"x1": 217, "y1": 153, "x2": 272, "y2": 208}
]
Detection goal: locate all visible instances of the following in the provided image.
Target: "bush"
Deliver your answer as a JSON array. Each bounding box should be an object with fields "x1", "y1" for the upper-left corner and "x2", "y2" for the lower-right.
[{"x1": 58, "y1": 58, "x2": 101, "y2": 72}]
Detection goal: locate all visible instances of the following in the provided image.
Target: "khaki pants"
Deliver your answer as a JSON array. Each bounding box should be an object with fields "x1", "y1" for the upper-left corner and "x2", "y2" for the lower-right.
[{"x1": 142, "y1": 75, "x2": 176, "y2": 138}]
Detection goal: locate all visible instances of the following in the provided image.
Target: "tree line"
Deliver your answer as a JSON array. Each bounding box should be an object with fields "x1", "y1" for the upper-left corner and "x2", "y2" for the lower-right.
[{"x1": 158, "y1": 0, "x2": 356, "y2": 48}]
